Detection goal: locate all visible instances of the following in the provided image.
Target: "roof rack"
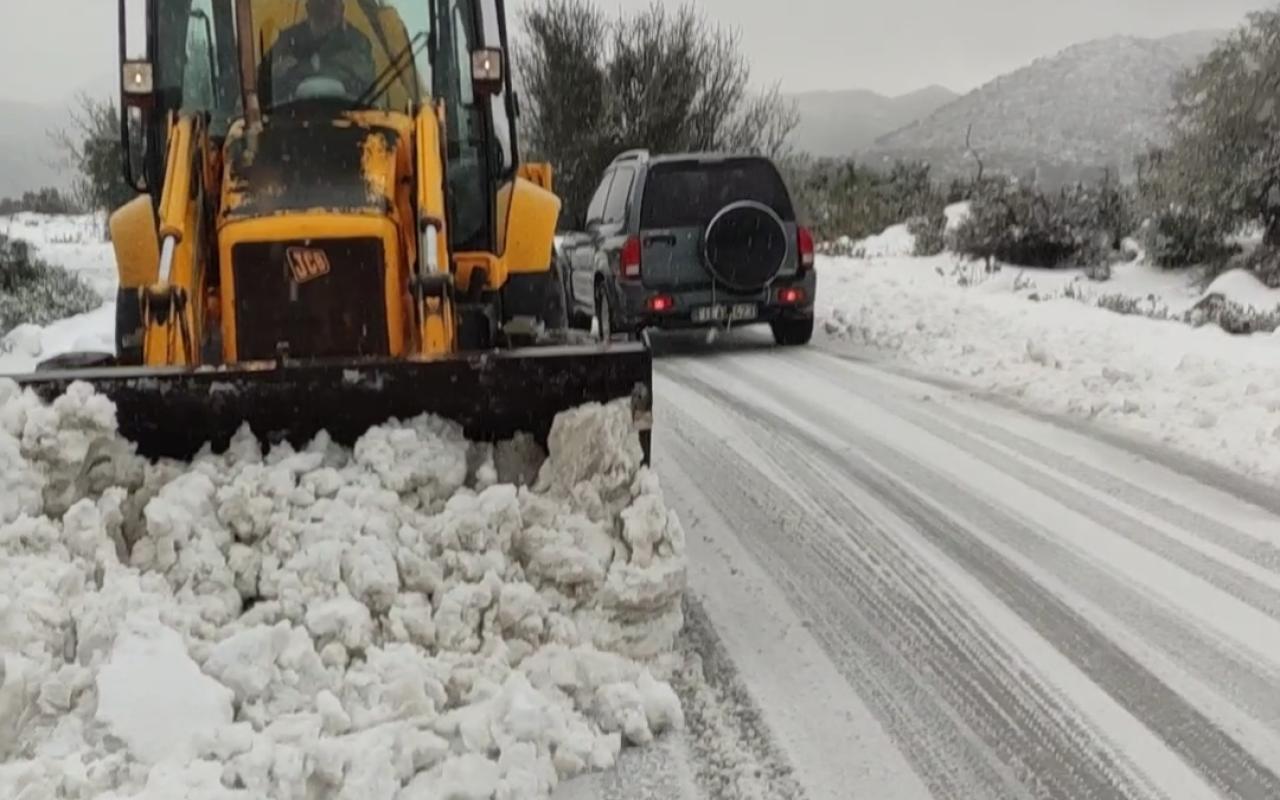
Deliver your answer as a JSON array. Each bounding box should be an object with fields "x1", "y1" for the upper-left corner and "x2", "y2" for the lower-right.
[{"x1": 611, "y1": 149, "x2": 650, "y2": 165}]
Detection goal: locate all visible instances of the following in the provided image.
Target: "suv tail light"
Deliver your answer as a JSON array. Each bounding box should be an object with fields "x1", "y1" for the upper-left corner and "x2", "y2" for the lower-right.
[
  {"x1": 621, "y1": 236, "x2": 642, "y2": 279},
  {"x1": 797, "y1": 226, "x2": 815, "y2": 273},
  {"x1": 646, "y1": 294, "x2": 675, "y2": 312}
]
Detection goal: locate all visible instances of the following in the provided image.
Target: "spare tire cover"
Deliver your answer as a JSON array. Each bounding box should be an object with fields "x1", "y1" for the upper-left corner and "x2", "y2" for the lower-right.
[{"x1": 702, "y1": 201, "x2": 789, "y2": 291}]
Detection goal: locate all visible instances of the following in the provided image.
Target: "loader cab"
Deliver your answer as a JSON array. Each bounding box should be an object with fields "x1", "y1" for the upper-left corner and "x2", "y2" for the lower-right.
[{"x1": 121, "y1": 0, "x2": 519, "y2": 256}]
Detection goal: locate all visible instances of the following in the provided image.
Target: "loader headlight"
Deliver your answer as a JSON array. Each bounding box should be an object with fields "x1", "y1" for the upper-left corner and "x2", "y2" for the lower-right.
[{"x1": 122, "y1": 61, "x2": 154, "y2": 97}]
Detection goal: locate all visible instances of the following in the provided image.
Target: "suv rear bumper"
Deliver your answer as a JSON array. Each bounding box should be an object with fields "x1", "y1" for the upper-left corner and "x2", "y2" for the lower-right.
[{"x1": 614, "y1": 271, "x2": 817, "y2": 332}]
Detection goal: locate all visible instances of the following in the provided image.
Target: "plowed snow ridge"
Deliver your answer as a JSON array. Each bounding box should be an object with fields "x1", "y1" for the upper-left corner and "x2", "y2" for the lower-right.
[{"x1": 0, "y1": 380, "x2": 686, "y2": 799}]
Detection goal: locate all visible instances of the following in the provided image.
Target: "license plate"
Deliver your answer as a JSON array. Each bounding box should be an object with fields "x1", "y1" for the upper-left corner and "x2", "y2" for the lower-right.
[{"x1": 693, "y1": 303, "x2": 758, "y2": 323}]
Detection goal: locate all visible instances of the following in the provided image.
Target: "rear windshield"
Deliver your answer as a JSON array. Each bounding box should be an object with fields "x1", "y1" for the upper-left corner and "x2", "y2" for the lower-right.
[{"x1": 640, "y1": 159, "x2": 795, "y2": 229}]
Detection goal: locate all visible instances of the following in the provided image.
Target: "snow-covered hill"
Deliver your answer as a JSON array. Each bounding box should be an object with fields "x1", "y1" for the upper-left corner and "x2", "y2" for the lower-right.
[
  {"x1": 786, "y1": 85, "x2": 959, "y2": 159},
  {"x1": 871, "y1": 32, "x2": 1225, "y2": 184}
]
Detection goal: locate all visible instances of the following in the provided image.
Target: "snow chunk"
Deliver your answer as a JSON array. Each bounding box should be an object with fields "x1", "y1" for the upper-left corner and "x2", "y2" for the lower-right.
[
  {"x1": 1200, "y1": 268, "x2": 1280, "y2": 312},
  {"x1": 95, "y1": 614, "x2": 234, "y2": 765}
]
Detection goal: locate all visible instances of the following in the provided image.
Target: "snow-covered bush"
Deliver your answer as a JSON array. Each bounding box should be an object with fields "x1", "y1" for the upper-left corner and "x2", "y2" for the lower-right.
[
  {"x1": 1184, "y1": 293, "x2": 1280, "y2": 334},
  {"x1": 1138, "y1": 207, "x2": 1236, "y2": 269},
  {"x1": 0, "y1": 384, "x2": 687, "y2": 799},
  {"x1": 0, "y1": 232, "x2": 100, "y2": 336},
  {"x1": 784, "y1": 156, "x2": 945, "y2": 242},
  {"x1": 1134, "y1": 11, "x2": 1280, "y2": 274},
  {"x1": 0, "y1": 188, "x2": 79, "y2": 216},
  {"x1": 907, "y1": 212, "x2": 947, "y2": 256},
  {"x1": 953, "y1": 179, "x2": 1132, "y2": 269}
]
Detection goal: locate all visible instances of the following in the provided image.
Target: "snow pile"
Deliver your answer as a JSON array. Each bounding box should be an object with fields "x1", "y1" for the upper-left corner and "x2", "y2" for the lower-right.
[
  {"x1": 850, "y1": 223, "x2": 915, "y2": 260},
  {"x1": 0, "y1": 381, "x2": 686, "y2": 799},
  {"x1": 1198, "y1": 269, "x2": 1280, "y2": 313},
  {"x1": 0, "y1": 307, "x2": 117, "y2": 375},
  {"x1": 821, "y1": 203, "x2": 971, "y2": 261},
  {"x1": 944, "y1": 201, "x2": 971, "y2": 233},
  {"x1": 818, "y1": 253, "x2": 1280, "y2": 484}
]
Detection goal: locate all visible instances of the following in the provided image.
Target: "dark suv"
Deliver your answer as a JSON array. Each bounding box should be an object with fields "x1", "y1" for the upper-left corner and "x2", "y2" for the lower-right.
[{"x1": 558, "y1": 151, "x2": 816, "y2": 345}]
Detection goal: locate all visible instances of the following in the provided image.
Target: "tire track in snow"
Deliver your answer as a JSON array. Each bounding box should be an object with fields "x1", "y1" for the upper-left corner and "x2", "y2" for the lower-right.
[
  {"x1": 666, "y1": 353, "x2": 1280, "y2": 799},
  {"x1": 802, "y1": 349, "x2": 1280, "y2": 575},
  {"x1": 772, "y1": 352, "x2": 1280, "y2": 749},
  {"x1": 659, "y1": 405, "x2": 1030, "y2": 798},
  {"x1": 814, "y1": 348, "x2": 1280, "y2": 520},
  {"x1": 555, "y1": 596, "x2": 804, "y2": 800},
  {"x1": 783, "y1": 353, "x2": 1280, "y2": 622},
  {"x1": 658, "y1": 372, "x2": 1144, "y2": 799},
  {"x1": 672, "y1": 595, "x2": 807, "y2": 800},
  {"x1": 774, "y1": 351, "x2": 1280, "y2": 724}
]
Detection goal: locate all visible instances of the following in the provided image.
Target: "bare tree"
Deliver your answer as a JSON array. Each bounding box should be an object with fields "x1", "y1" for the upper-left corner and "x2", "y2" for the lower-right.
[
  {"x1": 516, "y1": 0, "x2": 799, "y2": 227},
  {"x1": 51, "y1": 94, "x2": 137, "y2": 218},
  {"x1": 516, "y1": 0, "x2": 612, "y2": 227},
  {"x1": 964, "y1": 122, "x2": 985, "y2": 185},
  {"x1": 723, "y1": 85, "x2": 801, "y2": 159}
]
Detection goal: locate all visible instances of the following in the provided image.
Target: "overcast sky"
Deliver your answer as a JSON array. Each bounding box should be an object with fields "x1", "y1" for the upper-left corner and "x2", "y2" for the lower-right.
[{"x1": 1, "y1": 0, "x2": 1271, "y2": 105}]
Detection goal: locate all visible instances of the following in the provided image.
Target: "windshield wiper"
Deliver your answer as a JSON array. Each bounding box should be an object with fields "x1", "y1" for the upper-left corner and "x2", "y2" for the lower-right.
[{"x1": 355, "y1": 31, "x2": 428, "y2": 109}]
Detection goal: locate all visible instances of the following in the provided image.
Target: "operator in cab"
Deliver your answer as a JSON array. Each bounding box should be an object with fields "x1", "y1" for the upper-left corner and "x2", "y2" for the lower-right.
[{"x1": 257, "y1": 0, "x2": 376, "y2": 107}]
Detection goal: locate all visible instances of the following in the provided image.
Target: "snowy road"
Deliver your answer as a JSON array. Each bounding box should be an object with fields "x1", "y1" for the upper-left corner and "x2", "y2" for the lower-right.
[{"x1": 647, "y1": 331, "x2": 1280, "y2": 800}]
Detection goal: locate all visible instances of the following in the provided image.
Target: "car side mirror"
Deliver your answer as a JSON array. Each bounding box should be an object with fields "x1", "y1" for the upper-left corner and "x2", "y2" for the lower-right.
[{"x1": 471, "y1": 48, "x2": 504, "y2": 97}]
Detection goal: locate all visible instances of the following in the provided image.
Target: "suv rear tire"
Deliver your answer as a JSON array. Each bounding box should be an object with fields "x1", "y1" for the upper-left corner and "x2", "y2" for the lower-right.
[{"x1": 771, "y1": 316, "x2": 814, "y2": 346}]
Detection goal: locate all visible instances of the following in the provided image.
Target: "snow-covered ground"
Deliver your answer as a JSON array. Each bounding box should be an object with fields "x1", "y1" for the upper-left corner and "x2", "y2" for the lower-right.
[
  {"x1": 1, "y1": 213, "x2": 116, "y2": 373},
  {"x1": 8, "y1": 202, "x2": 1280, "y2": 798},
  {"x1": 654, "y1": 343, "x2": 1280, "y2": 800},
  {"x1": 818, "y1": 210, "x2": 1280, "y2": 486},
  {"x1": 1, "y1": 384, "x2": 686, "y2": 798},
  {"x1": 2, "y1": 213, "x2": 115, "y2": 301}
]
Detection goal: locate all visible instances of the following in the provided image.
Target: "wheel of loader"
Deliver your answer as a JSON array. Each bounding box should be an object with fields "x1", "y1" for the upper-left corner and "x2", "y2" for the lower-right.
[
  {"x1": 543, "y1": 260, "x2": 570, "y2": 332},
  {"x1": 114, "y1": 289, "x2": 143, "y2": 366}
]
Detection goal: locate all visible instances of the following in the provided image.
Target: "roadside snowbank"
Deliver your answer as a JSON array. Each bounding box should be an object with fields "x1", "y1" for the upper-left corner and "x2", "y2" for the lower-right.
[
  {"x1": 1, "y1": 213, "x2": 114, "y2": 301},
  {"x1": 818, "y1": 253, "x2": 1280, "y2": 485},
  {"x1": 0, "y1": 305, "x2": 117, "y2": 374},
  {"x1": 0, "y1": 213, "x2": 115, "y2": 374},
  {"x1": 0, "y1": 382, "x2": 685, "y2": 799},
  {"x1": 820, "y1": 202, "x2": 971, "y2": 261}
]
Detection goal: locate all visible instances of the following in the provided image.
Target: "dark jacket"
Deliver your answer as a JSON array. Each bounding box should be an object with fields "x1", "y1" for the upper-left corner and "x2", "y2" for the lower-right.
[{"x1": 258, "y1": 22, "x2": 375, "y2": 108}]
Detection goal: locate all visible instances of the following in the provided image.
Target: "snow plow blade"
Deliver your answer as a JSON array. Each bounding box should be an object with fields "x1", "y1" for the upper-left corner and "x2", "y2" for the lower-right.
[{"x1": 10, "y1": 344, "x2": 653, "y2": 462}]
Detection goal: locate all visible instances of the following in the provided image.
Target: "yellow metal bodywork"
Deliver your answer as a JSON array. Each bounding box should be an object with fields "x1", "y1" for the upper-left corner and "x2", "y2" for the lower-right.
[
  {"x1": 216, "y1": 214, "x2": 408, "y2": 363},
  {"x1": 458, "y1": 177, "x2": 562, "y2": 293},
  {"x1": 213, "y1": 109, "x2": 419, "y2": 363},
  {"x1": 109, "y1": 195, "x2": 161, "y2": 288},
  {"x1": 496, "y1": 177, "x2": 562, "y2": 274},
  {"x1": 127, "y1": 103, "x2": 563, "y2": 369},
  {"x1": 517, "y1": 162, "x2": 554, "y2": 192}
]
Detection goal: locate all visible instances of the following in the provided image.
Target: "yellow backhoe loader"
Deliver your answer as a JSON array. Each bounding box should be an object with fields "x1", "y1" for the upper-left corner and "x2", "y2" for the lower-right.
[{"x1": 10, "y1": 0, "x2": 651, "y2": 460}]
